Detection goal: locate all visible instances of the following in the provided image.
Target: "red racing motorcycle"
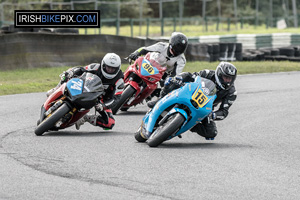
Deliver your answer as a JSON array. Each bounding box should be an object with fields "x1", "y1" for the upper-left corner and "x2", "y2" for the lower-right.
[
  {"x1": 111, "y1": 52, "x2": 167, "y2": 114},
  {"x1": 35, "y1": 72, "x2": 104, "y2": 136}
]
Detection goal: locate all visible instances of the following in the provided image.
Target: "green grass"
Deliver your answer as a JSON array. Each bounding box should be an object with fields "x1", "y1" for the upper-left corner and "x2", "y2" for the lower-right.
[
  {"x1": 1, "y1": 61, "x2": 299, "y2": 96},
  {"x1": 79, "y1": 24, "x2": 300, "y2": 37},
  {"x1": 184, "y1": 61, "x2": 300, "y2": 74}
]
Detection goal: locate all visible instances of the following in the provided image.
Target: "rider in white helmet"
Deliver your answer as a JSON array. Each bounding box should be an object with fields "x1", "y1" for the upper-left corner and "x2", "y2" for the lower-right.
[{"x1": 46, "y1": 53, "x2": 124, "y2": 130}]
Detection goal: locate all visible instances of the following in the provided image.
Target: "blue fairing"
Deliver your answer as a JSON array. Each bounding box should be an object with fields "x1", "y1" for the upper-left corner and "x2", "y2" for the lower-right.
[
  {"x1": 143, "y1": 76, "x2": 217, "y2": 139},
  {"x1": 67, "y1": 78, "x2": 83, "y2": 97}
]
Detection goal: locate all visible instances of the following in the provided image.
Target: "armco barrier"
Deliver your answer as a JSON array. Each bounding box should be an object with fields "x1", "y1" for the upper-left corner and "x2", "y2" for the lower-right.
[{"x1": 0, "y1": 33, "x2": 157, "y2": 70}]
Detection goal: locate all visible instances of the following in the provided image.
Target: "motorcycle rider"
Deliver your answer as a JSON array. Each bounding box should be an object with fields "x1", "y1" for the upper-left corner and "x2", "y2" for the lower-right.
[
  {"x1": 128, "y1": 32, "x2": 188, "y2": 103},
  {"x1": 46, "y1": 53, "x2": 124, "y2": 130},
  {"x1": 147, "y1": 61, "x2": 237, "y2": 140}
]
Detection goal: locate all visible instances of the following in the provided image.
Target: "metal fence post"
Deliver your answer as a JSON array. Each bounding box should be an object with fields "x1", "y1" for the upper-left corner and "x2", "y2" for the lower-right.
[
  {"x1": 173, "y1": 17, "x2": 176, "y2": 32},
  {"x1": 116, "y1": 18, "x2": 119, "y2": 35},
  {"x1": 130, "y1": 18, "x2": 133, "y2": 37},
  {"x1": 292, "y1": 0, "x2": 298, "y2": 28},
  {"x1": 240, "y1": 17, "x2": 243, "y2": 29},
  {"x1": 227, "y1": 18, "x2": 231, "y2": 31},
  {"x1": 161, "y1": 17, "x2": 164, "y2": 36},
  {"x1": 216, "y1": 17, "x2": 219, "y2": 31},
  {"x1": 99, "y1": 19, "x2": 102, "y2": 35},
  {"x1": 1, "y1": 3, "x2": 4, "y2": 26},
  {"x1": 116, "y1": 0, "x2": 120, "y2": 35},
  {"x1": 146, "y1": 18, "x2": 150, "y2": 38}
]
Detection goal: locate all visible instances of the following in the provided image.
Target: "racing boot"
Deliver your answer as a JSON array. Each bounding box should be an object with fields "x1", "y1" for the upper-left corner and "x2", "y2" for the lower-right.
[
  {"x1": 147, "y1": 98, "x2": 161, "y2": 108},
  {"x1": 75, "y1": 115, "x2": 97, "y2": 130}
]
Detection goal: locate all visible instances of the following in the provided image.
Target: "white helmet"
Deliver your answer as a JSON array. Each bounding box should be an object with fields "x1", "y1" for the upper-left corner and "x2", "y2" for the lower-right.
[{"x1": 101, "y1": 53, "x2": 121, "y2": 79}]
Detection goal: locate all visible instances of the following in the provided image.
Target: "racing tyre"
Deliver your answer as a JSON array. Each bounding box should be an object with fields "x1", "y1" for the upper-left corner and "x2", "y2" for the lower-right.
[
  {"x1": 120, "y1": 107, "x2": 129, "y2": 112},
  {"x1": 111, "y1": 85, "x2": 136, "y2": 115},
  {"x1": 134, "y1": 126, "x2": 147, "y2": 142},
  {"x1": 147, "y1": 113, "x2": 185, "y2": 147},
  {"x1": 34, "y1": 103, "x2": 70, "y2": 136}
]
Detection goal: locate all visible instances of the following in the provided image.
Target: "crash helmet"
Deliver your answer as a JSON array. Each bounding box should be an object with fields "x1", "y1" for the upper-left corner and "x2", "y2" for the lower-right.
[
  {"x1": 168, "y1": 32, "x2": 188, "y2": 57},
  {"x1": 101, "y1": 53, "x2": 121, "y2": 79},
  {"x1": 215, "y1": 62, "x2": 237, "y2": 90}
]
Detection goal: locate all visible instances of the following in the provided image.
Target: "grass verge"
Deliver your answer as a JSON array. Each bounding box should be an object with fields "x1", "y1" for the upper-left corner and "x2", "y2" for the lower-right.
[
  {"x1": 79, "y1": 25, "x2": 300, "y2": 37},
  {"x1": 0, "y1": 61, "x2": 299, "y2": 96}
]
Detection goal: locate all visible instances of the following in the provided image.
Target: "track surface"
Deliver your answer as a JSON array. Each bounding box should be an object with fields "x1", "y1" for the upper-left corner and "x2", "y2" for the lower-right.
[{"x1": 1, "y1": 72, "x2": 300, "y2": 200}]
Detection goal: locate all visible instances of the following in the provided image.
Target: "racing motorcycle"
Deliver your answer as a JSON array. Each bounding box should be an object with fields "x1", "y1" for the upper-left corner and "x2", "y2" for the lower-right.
[
  {"x1": 35, "y1": 72, "x2": 104, "y2": 136},
  {"x1": 111, "y1": 52, "x2": 167, "y2": 114},
  {"x1": 134, "y1": 76, "x2": 217, "y2": 147}
]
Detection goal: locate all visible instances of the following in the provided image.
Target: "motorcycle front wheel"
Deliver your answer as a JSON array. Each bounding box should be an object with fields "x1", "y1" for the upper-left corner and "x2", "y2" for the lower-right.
[
  {"x1": 34, "y1": 103, "x2": 71, "y2": 136},
  {"x1": 111, "y1": 85, "x2": 136, "y2": 115},
  {"x1": 147, "y1": 113, "x2": 185, "y2": 147},
  {"x1": 134, "y1": 126, "x2": 147, "y2": 143}
]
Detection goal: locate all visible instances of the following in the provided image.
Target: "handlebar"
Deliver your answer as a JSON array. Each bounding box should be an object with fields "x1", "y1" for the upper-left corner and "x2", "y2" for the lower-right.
[{"x1": 124, "y1": 57, "x2": 133, "y2": 65}]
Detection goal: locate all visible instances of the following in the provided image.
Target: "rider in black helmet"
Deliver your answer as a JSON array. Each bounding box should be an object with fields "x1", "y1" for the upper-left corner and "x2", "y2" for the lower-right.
[
  {"x1": 147, "y1": 61, "x2": 238, "y2": 140},
  {"x1": 128, "y1": 32, "x2": 188, "y2": 104},
  {"x1": 168, "y1": 32, "x2": 188, "y2": 57}
]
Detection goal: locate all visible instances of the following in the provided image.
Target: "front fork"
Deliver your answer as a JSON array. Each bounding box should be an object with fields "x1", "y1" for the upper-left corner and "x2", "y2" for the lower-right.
[{"x1": 40, "y1": 96, "x2": 68, "y2": 123}]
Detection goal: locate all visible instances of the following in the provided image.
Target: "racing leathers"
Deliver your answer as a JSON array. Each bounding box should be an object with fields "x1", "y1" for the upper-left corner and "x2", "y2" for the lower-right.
[
  {"x1": 49, "y1": 63, "x2": 124, "y2": 130},
  {"x1": 155, "y1": 69, "x2": 237, "y2": 139},
  {"x1": 130, "y1": 42, "x2": 186, "y2": 77}
]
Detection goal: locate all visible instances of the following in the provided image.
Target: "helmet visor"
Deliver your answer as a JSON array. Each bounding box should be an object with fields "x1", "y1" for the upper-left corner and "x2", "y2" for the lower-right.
[
  {"x1": 170, "y1": 45, "x2": 183, "y2": 56},
  {"x1": 103, "y1": 64, "x2": 119, "y2": 75},
  {"x1": 222, "y1": 74, "x2": 233, "y2": 84},
  {"x1": 217, "y1": 70, "x2": 235, "y2": 89}
]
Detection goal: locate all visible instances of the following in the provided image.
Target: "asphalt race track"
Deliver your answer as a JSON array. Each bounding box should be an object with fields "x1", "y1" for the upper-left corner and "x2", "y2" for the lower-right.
[{"x1": 1, "y1": 72, "x2": 300, "y2": 200}]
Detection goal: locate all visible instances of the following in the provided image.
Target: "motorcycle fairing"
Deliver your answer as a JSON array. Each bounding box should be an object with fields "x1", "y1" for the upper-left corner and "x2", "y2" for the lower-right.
[
  {"x1": 44, "y1": 83, "x2": 66, "y2": 110},
  {"x1": 142, "y1": 76, "x2": 216, "y2": 138},
  {"x1": 140, "y1": 58, "x2": 160, "y2": 76},
  {"x1": 67, "y1": 78, "x2": 83, "y2": 97}
]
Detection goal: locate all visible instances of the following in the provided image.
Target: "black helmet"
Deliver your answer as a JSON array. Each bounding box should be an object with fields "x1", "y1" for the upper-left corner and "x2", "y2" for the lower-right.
[
  {"x1": 168, "y1": 32, "x2": 188, "y2": 57},
  {"x1": 215, "y1": 62, "x2": 237, "y2": 90}
]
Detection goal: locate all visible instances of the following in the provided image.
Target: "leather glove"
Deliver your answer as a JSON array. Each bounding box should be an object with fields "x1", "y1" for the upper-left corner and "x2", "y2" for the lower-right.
[
  {"x1": 128, "y1": 51, "x2": 140, "y2": 61},
  {"x1": 95, "y1": 102, "x2": 105, "y2": 112},
  {"x1": 60, "y1": 71, "x2": 68, "y2": 83},
  {"x1": 173, "y1": 75, "x2": 183, "y2": 85},
  {"x1": 208, "y1": 112, "x2": 217, "y2": 120},
  {"x1": 60, "y1": 70, "x2": 74, "y2": 83},
  {"x1": 164, "y1": 77, "x2": 173, "y2": 86}
]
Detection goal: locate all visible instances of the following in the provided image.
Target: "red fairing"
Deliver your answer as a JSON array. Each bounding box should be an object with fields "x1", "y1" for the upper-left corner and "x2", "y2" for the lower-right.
[
  {"x1": 61, "y1": 110, "x2": 90, "y2": 128},
  {"x1": 43, "y1": 83, "x2": 66, "y2": 110},
  {"x1": 122, "y1": 53, "x2": 167, "y2": 107},
  {"x1": 126, "y1": 80, "x2": 141, "y2": 95}
]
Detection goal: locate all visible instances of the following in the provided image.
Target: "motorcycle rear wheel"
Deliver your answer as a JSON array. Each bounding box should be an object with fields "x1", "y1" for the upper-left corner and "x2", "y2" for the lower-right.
[
  {"x1": 147, "y1": 113, "x2": 185, "y2": 147},
  {"x1": 34, "y1": 103, "x2": 70, "y2": 136},
  {"x1": 111, "y1": 85, "x2": 136, "y2": 115}
]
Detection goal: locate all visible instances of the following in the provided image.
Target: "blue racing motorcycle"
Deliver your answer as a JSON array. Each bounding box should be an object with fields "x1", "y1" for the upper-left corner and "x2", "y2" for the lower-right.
[{"x1": 134, "y1": 76, "x2": 217, "y2": 147}]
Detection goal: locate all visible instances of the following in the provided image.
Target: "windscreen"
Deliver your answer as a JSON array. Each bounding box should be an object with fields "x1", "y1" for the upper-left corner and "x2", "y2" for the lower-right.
[
  {"x1": 148, "y1": 52, "x2": 167, "y2": 68},
  {"x1": 81, "y1": 72, "x2": 104, "y2": 93},
  {"x1": 201, "y1": 78, "x2": 217, "y2": 96}
]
